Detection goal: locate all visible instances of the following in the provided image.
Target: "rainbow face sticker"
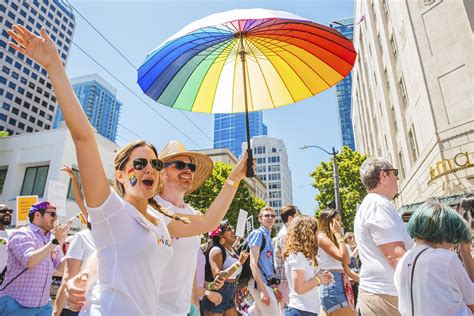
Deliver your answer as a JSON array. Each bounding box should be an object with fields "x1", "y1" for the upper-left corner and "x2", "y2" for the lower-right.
[{"x1": 128, "y1": 168, "x2": 137, "y2": 187}]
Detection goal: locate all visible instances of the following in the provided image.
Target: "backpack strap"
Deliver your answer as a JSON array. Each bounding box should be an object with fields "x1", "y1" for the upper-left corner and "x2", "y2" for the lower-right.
[{"x1": 410, "y1": 247, "x2": 429, "y2": 316}]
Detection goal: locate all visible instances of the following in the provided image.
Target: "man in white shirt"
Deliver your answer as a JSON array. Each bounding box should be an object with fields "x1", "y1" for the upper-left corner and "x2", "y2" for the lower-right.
[
  {"x1": 354, "y1": 157, "x2": 414, "y2": 316},
  {"x1": 0, "y1": 204, "x2": 13, "y2": 277},
  {"x1": 155, "y1": 141, "x2": 214, "y2": 316}
]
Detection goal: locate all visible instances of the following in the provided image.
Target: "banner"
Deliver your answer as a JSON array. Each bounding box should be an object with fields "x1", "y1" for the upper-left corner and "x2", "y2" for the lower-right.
[
  {"x1": 16, "y1": 195, "x2": 38, "y2": 226},
  {"x1": 47, "y1": 180, "x2": 68, "y2": 216},
  {"x1": 235, "y1": 209, "x2": 248, "y2": 238}
]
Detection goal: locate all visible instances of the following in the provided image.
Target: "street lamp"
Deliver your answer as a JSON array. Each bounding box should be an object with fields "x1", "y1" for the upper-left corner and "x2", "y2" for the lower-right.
[{"x1": 300, "y1": 145, "x2": 341, "y2": 213}]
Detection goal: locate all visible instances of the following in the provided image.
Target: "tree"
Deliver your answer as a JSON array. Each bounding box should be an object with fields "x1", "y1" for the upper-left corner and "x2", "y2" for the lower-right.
[
  {"x1": 310, "y1": 146, "x2": 367, "y2": 231},
  {"x1": 0, "y1": 131, "x2": 9, "y2": 137},
  {"x1": 185, "y1": 162, "x2": 266, "y2": 230}
]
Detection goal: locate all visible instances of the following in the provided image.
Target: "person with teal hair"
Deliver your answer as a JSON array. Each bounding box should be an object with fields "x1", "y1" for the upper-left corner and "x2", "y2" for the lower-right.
[{"x1": 394, "y1": 202, "x2": 474, "y2": 316}]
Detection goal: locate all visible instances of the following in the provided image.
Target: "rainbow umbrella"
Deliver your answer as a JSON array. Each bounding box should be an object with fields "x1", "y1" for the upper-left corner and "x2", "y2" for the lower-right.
[{"x1": 138, "y1": 9, "x2": 356, "y2": 176}]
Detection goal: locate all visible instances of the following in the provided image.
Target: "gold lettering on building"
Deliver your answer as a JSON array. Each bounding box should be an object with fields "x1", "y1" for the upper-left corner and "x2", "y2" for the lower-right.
[{"x1": 429, "y1": 152, "x2": 473, "y2": 183}]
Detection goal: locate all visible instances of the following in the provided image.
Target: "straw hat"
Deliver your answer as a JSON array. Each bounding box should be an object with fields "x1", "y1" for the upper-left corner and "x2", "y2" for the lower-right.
[{"x1": 159, "y1": 140, "x2": 213, "y2": 195}]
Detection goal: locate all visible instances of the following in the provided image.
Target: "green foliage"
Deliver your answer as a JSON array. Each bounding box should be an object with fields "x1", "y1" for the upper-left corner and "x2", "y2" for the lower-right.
[
  {"x1": 185, "y1": 161, "x2": 265, "y2": 229},
  {"x1": 0, "y1": 131, "x2": 9, "y2": 137},
  {"x1": 310, "y1": 146, "x2": 367, "y2": 231}
]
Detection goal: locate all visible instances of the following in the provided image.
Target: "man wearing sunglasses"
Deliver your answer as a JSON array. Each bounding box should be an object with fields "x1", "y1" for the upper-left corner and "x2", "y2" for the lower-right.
[
  {"x1": 354, "y1": 158, "x2": 414, "y2": 316},
  {"x1": 0, "y1": 204, "x2": 14, "y2": 281},
  {"x1": 0, "y1": 201, "x2": 70, "y2": 315}
]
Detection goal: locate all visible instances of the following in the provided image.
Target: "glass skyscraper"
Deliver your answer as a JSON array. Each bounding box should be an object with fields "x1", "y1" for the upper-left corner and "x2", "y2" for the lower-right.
[
  {"x1": 213, "y1": 111, "x2": 267, "y2": 157},
  {"x1": 54, "y1": 74, "x2": 122, "y2": 142},
  {"x1": 332, "y1": 18, "x2": 355, "y2": 150}
]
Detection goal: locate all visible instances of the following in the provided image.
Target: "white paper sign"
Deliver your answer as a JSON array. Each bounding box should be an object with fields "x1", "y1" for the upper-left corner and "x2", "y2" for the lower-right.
[
  {"x1": 47, "y1": 180, "x2": 68, "y2": 217},
  {"x1": 235, "y1": 209, "x2": 248, "y2": 238},
  {"x1": 246, "y1": 215, "x2": 254, "y2": 236}
]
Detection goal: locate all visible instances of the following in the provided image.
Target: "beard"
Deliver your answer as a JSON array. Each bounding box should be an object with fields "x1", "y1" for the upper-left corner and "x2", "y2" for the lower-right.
[{"x1": 0, "y1": 217, "x2": 11, "y2": 226}]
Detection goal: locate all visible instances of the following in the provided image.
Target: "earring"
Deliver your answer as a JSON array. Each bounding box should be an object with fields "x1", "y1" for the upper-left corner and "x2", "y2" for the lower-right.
[{"x1": 219, "y1": 237, "x2": 225, "y2": 245}]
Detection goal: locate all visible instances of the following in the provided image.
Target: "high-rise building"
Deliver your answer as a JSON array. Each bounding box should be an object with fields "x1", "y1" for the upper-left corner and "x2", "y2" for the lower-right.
[
  {"x1": 0, "y1": 0, "x2": 75, "y2": 135},
  {"x1": 245, "y1": 136, "x2": 293, "y2": 227},
  {"x1": 214, "y1": 111, "x2": 268, "y2": 157},
  {"x1": 352, "y1": 0, "x2": 473, "y2": 208},
  {"x1": 54, "y1": 74, "x2": 122, "y2": 143},
  {"x1": 331, "y1": 18, "x2": 355, "y2": 150}
]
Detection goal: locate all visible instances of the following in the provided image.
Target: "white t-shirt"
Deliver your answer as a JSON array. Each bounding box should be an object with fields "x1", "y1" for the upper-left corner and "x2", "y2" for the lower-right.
[
  {"x1": 354, "y1": 193, "x2": 414, "y2": 296},
  {"x1": 81, "y1": 189, "x2": 173, "y2": 315},
  {"x1": 0, "y1": 229, "x2": 11, "y2": 272},
  {"x1": 210, "y1": 247, "x2": 242, "y2": 279},
  {"x1": 394, "y1": 245, "x2": 474, "y2": 316},
  {"x1": 284, "y1": 252, "x2": 320, "y2": 313},
  {"x1": 155, "y1": 195, "x2": 201, "y2": 316},
  {"x1": 64, "y1": 229, "x2": 96, "y2": 271}
]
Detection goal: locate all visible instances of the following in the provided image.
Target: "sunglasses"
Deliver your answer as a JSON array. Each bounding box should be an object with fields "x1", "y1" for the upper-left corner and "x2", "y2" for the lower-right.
[
  {"x1": 262, "y1": 214, "x2": 276, "y2": 218},
  {"x1": 0, "y1": 209, "x2": 13, "y2": 214},
  {"x1": 42, "y1": 211, "x2": 57, "y2": 218},
  {"x1": 164, "y1": 160, "x2": 197, "y2": 173},
  {"x1": 383, "y1": 168, "x2": 399, "y2": 177},
  {"x1": 133, "y1": 158, "x2": 163, "y2": 171}
]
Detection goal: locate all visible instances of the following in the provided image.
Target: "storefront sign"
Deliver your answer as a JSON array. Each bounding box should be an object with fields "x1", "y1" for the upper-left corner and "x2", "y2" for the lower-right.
[{"x1": 429, "y1": 152, "x2": 473, "y2": 183}]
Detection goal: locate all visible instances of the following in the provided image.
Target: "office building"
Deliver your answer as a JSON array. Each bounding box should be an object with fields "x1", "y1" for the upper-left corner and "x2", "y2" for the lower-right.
[
  {"x1": 54, "y1": 74, "x2": 122, "y2": 142},
  {"x1": 331, "y1": 18, "x2": 355, "y2": 150},
  {"x1": 214, "y1": 111, "x2": 268, "y2": 157},
  {"x1": 245, "y1": 136, "x2": 293, "y2": 227},
  {"x1": 352, "y1": 0, "x2": 473, "y2": 209},
  {"x1": 0, "y1": 0, "x2": 75, "y2": 135}
]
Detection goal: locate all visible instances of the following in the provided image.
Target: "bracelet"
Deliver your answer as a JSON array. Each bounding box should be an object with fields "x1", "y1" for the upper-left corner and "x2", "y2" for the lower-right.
[
  {"x1": 314, "y1": 275, "x2": 321, "y2": 284},
  {"x1": 337, "y1": 238, "x2": 345, "y2": 244},
  {"x1": 272, "y1": 287, "x2": 279, "y2": 293},
  {"x1": 207, "y1": 282, "x2": 213, "y2": 290},
  {"x1": 226, "y1": 179, "x2": 240, "y2": 188}
]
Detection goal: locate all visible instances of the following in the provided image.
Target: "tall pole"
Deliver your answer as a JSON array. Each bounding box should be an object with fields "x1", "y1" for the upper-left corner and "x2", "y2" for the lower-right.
[
  {"x1": 332, "y1": 147, "x2": 341, "y2": 212},
  {"x1": 239, "y1": 33, "x2": 254, "y2": 177}
]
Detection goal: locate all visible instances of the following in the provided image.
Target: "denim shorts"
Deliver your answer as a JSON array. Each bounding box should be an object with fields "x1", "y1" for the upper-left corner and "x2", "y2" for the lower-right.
[
  {"x1": 202, "y1": 282, "x2": 237, "y2": 313},
  {"x1": 285, "y1": 306, "x2": 318, "y2": 316},
  {"x1": 319, "y1": 271, "x2": 348, "y2": 312},
  {"x1": 0, "y1": 295, "x2": 52, "y2": 316}
]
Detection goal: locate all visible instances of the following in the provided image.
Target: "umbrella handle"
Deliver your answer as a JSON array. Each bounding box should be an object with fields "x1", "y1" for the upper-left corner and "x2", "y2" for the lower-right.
[{"x1": 246, "y1": 148, "x2": 255, "y2": 178}]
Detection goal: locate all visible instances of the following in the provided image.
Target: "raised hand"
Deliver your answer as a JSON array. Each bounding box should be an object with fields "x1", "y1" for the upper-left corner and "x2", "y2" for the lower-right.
[
  {"x1": 229, "y1": 151, "x2": 256, "y2": 182},
  {"x1": 53, "y1": 223, "x2": 70, "y2": 244},
  {"x1": 8, "y1": 25, "x2": 61, "y2": 70},
  {"x1": 60, "y1": 165, "x2": 76, "y2": 178},
  {"x1": 330, "y1": 218, "x2": 343, "y2": 236}
]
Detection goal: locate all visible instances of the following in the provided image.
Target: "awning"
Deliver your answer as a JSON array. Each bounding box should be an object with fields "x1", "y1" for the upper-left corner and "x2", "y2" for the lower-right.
[{"x1": 398, "y1": 192, "x2": 474, "y2": 217}]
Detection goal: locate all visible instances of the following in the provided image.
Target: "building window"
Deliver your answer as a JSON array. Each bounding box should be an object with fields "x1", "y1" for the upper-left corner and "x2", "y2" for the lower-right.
[
  {"x1": 399, "y1": 76, "x2": 408, "y2": 109},
  {"x1": 256, "y1": 166, "x2": 266, "y2": 173},
  {"x1": 20, "y1": 165, "x2": 49, "y2": 196},
  {"x1": 0, "y1": 169, "x2": 7, "y2": 194},
  {"x1": 408, "y1": 126, "x2": 419, "y2": 163},
  {"x1": 254, "y1": 146, "x2": 266, "y2": 154},
  {"x1": 398, "y1": 151, "x2": 405, "y2": 180},
  {"x1": 269, "y1": 156, "x2": 280, "y2": 163}
]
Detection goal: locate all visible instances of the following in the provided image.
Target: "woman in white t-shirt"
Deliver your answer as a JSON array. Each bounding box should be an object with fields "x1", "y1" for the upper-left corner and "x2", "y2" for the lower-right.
[
  {"x1": 8, "y1": 25, "x2": 250, "y2": 315},
  {"x1": 317, "y1": 209, "x2": 354, "y2": 316},
  {"x1": 283, "y1": 215, "x2": 333, "y2": 316},
  {"x1": 394, "y1": 202, "x2": 474, "y2": 316}
]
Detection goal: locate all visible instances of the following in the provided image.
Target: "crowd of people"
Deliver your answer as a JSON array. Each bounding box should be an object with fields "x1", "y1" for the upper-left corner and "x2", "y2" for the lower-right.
[{"x1": 0, "y1": 24, "x2": 473, "y2": 316}]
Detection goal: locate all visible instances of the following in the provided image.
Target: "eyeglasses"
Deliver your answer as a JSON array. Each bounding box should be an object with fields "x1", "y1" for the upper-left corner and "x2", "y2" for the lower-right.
[
  {"x1": 133, "y1": 158, "x2": 163, "y2": 171},
  {"x1": 383, "y1": 168, "x2": 399, "y2": 177},
  {"x1": 164, "y1": 160, "x2": 197, "y2": 172},
  {"x1": 42, "y1": 211, "x2": 57, "y2": 218},
  {"x1": 262, "y1": 214, "x2": 276, "y2": 218},
  {"x1": 0, "y1": 208, "x2": 13, "y2": 214}
]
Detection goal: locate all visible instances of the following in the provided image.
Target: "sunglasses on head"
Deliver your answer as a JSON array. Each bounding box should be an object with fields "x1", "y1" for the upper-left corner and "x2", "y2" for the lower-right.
[
  {"x1": 383, "y1": 168, "x2": 399, "y2": 177},
  {"x1": 132, "y1": 158, "x2": 163, "y2": 171},
  {"x1": 164, "y1": 160, "x2": 197, "y2": 172}
]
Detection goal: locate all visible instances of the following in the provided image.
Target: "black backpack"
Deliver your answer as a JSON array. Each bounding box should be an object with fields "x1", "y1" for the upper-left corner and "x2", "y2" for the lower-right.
[
  {"x1": 236, "y1": 231, "x2": 266, "y2": 290},
  {"x1": 204, "y1": 243, "x2": 227, "y2": 283}
]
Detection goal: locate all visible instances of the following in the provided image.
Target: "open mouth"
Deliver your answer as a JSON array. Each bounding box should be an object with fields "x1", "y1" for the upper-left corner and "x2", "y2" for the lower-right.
[{"x1": 142, "y1": 179, "x2": 154, "y2": 188}]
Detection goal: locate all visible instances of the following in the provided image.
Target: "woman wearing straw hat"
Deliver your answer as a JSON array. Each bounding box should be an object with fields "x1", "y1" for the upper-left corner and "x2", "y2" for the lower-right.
[{"x1": 7, "y1": 24, "x2": 251, "y2": 315}]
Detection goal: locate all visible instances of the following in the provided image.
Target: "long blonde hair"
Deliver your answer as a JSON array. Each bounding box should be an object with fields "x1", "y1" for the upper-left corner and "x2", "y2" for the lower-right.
[
  {"x1": 114, "y1": 140, "x2": 189, "y2": 224},
  {"x1": 283, "y1": 215, "x2": 319, "y2": 267}
]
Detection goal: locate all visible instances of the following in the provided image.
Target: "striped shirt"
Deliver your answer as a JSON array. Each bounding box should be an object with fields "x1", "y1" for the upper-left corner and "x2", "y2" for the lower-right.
[{"x1": 0, "y1": 223, "x2": 62, "y2": 307}]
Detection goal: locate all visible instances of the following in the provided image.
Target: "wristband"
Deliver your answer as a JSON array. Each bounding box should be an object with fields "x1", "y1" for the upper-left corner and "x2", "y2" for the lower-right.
[
  {"x1": 207, "y1": 282, "x2": 213, "y2": 290},
  {"x1": 226, "y1": 179, "x2": 239, "y2": 188},
  {"x1": 314, "y1": 275, "x2": 321, "y2": 284},
  {"x1": 337, "y1": 238, "x2": 345, "y2": 244},
  {"x1": 273, "y1": 287, "x2": 279, "y2": 293}
]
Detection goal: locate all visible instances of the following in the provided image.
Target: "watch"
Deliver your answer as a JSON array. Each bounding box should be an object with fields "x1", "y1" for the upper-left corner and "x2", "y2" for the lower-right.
[
  {"x1": 51, "y1": 238, "x2": 60, "y2": 245},
  {"x1": 204, "y1": 290, "x2": 210, "y2": 297}
]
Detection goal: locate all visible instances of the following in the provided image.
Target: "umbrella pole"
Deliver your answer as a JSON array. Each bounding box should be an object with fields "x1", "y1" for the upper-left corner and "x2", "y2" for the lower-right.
[{"x1": 239, "y1": 34, "x2": 255, "y2": 177}]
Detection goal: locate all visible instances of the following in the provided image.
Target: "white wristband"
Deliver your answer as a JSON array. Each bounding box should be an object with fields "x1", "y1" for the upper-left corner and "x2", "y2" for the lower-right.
[{"x1": 226, "y1": 179, "x2": 239, "y2": 188}]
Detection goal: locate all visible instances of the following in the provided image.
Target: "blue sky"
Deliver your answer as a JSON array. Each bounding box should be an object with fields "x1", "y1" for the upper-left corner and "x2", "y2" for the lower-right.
[{"x1": 66, "y1": 0, "x2": 355, "y2": 215}]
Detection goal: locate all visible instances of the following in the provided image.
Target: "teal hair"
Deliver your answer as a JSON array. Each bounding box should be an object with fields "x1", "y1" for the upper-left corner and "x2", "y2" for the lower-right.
[{"x1": 408, "y1": 202, "x2": 471, "y2": 244}]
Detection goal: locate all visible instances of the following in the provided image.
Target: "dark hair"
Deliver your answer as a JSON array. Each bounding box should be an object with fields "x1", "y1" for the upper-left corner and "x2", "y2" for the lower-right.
[
  {"x1": 280, "y1": 205, "x2": 300, "y2": 224},
  {"x1": 317, "y1": 208, "x2": 340, "y2": 245},
  {"x1": 114, "y1": 140, "x2": 189, "y2": 224},
  {"x1": 28, "y1": 210, "x2": 38, "y2": 223}
]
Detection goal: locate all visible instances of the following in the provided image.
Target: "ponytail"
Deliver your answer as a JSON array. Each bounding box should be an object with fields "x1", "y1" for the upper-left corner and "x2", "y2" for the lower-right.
[{"x1": 148, "y1": 198, "x2": 190, "y2": 224}]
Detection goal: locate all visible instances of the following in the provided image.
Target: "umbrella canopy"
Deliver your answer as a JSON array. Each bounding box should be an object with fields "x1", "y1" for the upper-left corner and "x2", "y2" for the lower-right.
[{"x1": 138, "y1": 8, "x2": 356, "y2": 114}]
